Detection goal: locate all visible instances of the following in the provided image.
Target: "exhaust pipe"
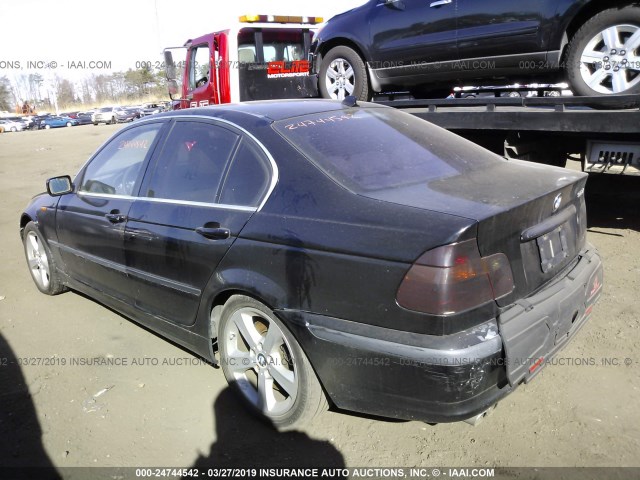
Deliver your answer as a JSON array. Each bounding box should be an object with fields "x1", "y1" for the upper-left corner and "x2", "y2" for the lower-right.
[{"x1": 463, "y1": 404, "x2": 497, "y2": 426}]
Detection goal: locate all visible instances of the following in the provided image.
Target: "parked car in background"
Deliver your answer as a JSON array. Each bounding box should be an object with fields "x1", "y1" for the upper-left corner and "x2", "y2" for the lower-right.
[
  {"x1": 20, "y1": 116, "x2": 37, "y2": 129},
  {"x1": 39, "y1": 116, "x2": 79, "y2": 129},
  {"x1": 115, "y1": 107, "x2": 142, "y2": 123},
  {"x1": 139, "y1": 103, "x2": 166, "y2": 117},
  {"x1": 2, "y1": 116, "x2": 31, "y2": 128},
  {"x1": 31, "y1": 114, "x2": 53, "y2": 129},
  {"x1": 312, "y1": 1, "x2": 640, "y2": 100},
  {"x1": 20, "y1": 100, "x2": 603, "y2": 431},
  {"x1": 0, "y1": 119, "x2": 25, "y2": 132},
  {"x1": 75, "y1": 112, "x2": 95, "y2": 125},
  {"x1": 60, "y1": 111, "x2": 80, "y2": 119},
  {"x1": 92, "y1": 106, "x2": 121, "y2": 125}
]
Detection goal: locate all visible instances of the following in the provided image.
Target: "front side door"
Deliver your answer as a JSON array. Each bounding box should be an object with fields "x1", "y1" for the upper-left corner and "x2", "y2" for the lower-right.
[
  {"x1": 124, "y1": 119, "x2": 273, "y2": 326},
  {"x1": 185, "y1": 34, "x2": 216, "y2": 107},
  {"x1": 55, "y1": 122, "x2": 165, "y2": 301},
  {"x1": 368, "y1": 0, "x2": 458, "y2": 81}
]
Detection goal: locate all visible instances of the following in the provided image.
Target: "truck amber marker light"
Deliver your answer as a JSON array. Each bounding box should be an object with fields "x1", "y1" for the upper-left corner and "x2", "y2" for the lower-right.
[{"x1": 239, "y1": 15, "x2": 323, "y2": 24}]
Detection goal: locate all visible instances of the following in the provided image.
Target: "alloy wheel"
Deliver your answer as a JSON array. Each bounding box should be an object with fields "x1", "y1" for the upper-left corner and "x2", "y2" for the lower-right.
[
  {"x1": 579, "y1": 24, "x2": 640, "y2": 94},
  {"x1": 222, "y1": 307, "x2": 298, "y2": 416}
]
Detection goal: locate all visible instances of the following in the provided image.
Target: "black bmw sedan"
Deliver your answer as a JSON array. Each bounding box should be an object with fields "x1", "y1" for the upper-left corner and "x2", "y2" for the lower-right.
[{"x1": 20, "y1": 99, "x2": 603, "y2": 430}]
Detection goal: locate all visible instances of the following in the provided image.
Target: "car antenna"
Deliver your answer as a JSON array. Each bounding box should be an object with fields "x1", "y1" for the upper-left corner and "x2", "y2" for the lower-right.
[{"x1": 342, "y1": 95, "x2": 358, "y2": 107}]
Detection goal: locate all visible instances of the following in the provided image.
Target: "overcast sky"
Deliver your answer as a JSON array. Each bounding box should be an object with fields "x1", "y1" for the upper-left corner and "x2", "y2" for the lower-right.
[{"x1": 2, "y1": 0, "x2": 366, "y2": 81}]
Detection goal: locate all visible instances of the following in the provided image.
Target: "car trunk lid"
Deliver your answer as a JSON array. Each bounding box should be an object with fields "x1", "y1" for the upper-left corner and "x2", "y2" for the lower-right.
[{"x1": 371, "y1": 159, "x2": 588, "y2": 304}]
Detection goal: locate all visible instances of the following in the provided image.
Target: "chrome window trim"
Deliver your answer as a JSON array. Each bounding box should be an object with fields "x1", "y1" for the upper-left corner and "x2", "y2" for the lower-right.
[{"x1": 77, "y1": 192, "x2": 257, "y2": 213}]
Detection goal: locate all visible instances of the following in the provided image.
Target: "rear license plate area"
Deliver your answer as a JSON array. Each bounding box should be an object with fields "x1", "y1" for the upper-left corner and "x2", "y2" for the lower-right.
[{"x1": 537, "y1": 224, "x2": 569, "y2": 273}]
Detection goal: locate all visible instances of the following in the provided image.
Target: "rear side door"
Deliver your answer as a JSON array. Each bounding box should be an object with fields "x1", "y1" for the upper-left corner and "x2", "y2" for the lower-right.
[
  {"x1": 124, "y1": 119, "x2": 274, "y2": 326},
  {"x1": 455, "y1": 1, "x2": 558, "y2": 67},
  {"x1": 55, "y1": 122, "x2": 165, "y2": 301}
]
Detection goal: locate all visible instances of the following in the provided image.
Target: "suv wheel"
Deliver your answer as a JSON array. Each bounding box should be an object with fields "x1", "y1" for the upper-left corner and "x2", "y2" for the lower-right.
[
  {"x1": 566, "y1": 6, "x2": 640, "y2": 95},
  {"x1": 319, "y1": 46, "x2": 369, "y2": 101}
]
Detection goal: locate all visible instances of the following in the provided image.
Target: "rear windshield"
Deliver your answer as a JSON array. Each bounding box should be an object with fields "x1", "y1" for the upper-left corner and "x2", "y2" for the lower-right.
[{"x1": 273, "y1": 107, "x2": 501, "y2": 193}]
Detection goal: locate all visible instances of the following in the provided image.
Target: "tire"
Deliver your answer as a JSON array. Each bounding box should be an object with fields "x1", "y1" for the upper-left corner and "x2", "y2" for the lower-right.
[
  {"x1": 319, "y1": 46, "x2": 369, "y2": 101},
  {"x1": 23, "y1": 222, "x2": 67, "y2": 295},
  {"x1": 218, "y1": 295, "x2": 327, "y2": 431},
  {"x1": 66, "y1": 122, "x2": 72, "y2": 127},
  {"x1": 11, "y1": 127, "x2": 17, "y2": 132},
  {"x1": 565, "y1": 6, "x2": 640, "y2": 96},
  {"x1": 93, "y1": 122, "x2": 98, "y2": 126},
  {"x1": 44, "y1": 124, "x2": 50, "y2": 129}
]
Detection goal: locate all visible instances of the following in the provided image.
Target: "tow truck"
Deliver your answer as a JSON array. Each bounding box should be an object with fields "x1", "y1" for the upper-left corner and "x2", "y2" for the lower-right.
[
  {"x1": 163, "y1": 14, "x2": 323, "y2": 108},
  {"x1": 164, "y1": 17, "x2": 640, "y2": 176}
]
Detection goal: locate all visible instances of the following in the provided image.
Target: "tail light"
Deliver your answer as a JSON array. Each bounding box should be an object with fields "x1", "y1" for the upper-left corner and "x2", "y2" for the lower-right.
[{"x1": 397, "y1": 239, "x2": 514, "y2": 315}]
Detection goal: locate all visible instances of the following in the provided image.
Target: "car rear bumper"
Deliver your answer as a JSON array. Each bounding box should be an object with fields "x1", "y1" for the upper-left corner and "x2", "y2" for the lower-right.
[{"x1": 279, "y1": 244, "x2": 602, "y2": 423}]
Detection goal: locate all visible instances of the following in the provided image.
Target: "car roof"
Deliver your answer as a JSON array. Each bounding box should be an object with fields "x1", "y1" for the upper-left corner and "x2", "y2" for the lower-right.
[{"x1": 155, "y1": 99, "x2": 388, "y2": 123}]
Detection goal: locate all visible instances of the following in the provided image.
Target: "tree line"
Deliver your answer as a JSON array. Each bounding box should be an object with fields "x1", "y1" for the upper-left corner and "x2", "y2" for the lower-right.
[{"x1": 1, "y1": 66, "x2": 168, "y2": 113}]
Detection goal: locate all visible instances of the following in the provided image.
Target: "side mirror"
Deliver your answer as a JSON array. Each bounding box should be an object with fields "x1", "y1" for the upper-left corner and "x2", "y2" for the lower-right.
[
  {"x1": 47, "y1": 175, "x2": 73, "y2": 196},
  {"x1": 164, "y1": 50, "x2": 177, "y2": 81}
]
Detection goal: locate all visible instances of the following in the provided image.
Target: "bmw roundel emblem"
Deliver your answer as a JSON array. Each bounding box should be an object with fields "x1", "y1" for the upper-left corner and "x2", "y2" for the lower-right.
[{"x1": 552, "y1": 193, "x2": 562, "y2": 212}]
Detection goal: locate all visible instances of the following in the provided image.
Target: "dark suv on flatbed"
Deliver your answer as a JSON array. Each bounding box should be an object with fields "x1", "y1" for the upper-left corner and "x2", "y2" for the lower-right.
[{"x1": 312, "y1": 1, "x2": 640, "y2": 99}]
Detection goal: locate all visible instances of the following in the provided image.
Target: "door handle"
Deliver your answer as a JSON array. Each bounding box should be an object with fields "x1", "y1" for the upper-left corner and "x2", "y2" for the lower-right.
[
  {"x1": 430, "y1": 0, "x2": 451, "y2": 6},
  {"x1": 195, "y1": 226, "x2": 231, "y2": 240},
  {"x1": 105, "y1": 212, "x2": 127, "y2": 223}
]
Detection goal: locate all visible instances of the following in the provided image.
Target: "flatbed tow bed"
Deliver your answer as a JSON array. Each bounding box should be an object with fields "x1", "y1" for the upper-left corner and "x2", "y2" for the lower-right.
[{"x1": 377, "y1": 95, "x2": 640, "y2": 175}]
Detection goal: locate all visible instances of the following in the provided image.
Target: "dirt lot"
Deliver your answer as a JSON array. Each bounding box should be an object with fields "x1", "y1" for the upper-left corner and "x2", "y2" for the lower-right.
[{"x1": 0, "y1": 125, "x2": 639, "y2": 475}]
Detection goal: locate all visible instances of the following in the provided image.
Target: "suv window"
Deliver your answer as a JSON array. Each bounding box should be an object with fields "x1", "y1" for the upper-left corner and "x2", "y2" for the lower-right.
[
  {"x1": 145, "y1": 121, "x2": 239, "y2": 203},
  {"x1": 79, "y1": 123, "x2": 163, "y2": 196},
  {"x1": 220, "y1": 139, "x2": 271, "y2": 207}
]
